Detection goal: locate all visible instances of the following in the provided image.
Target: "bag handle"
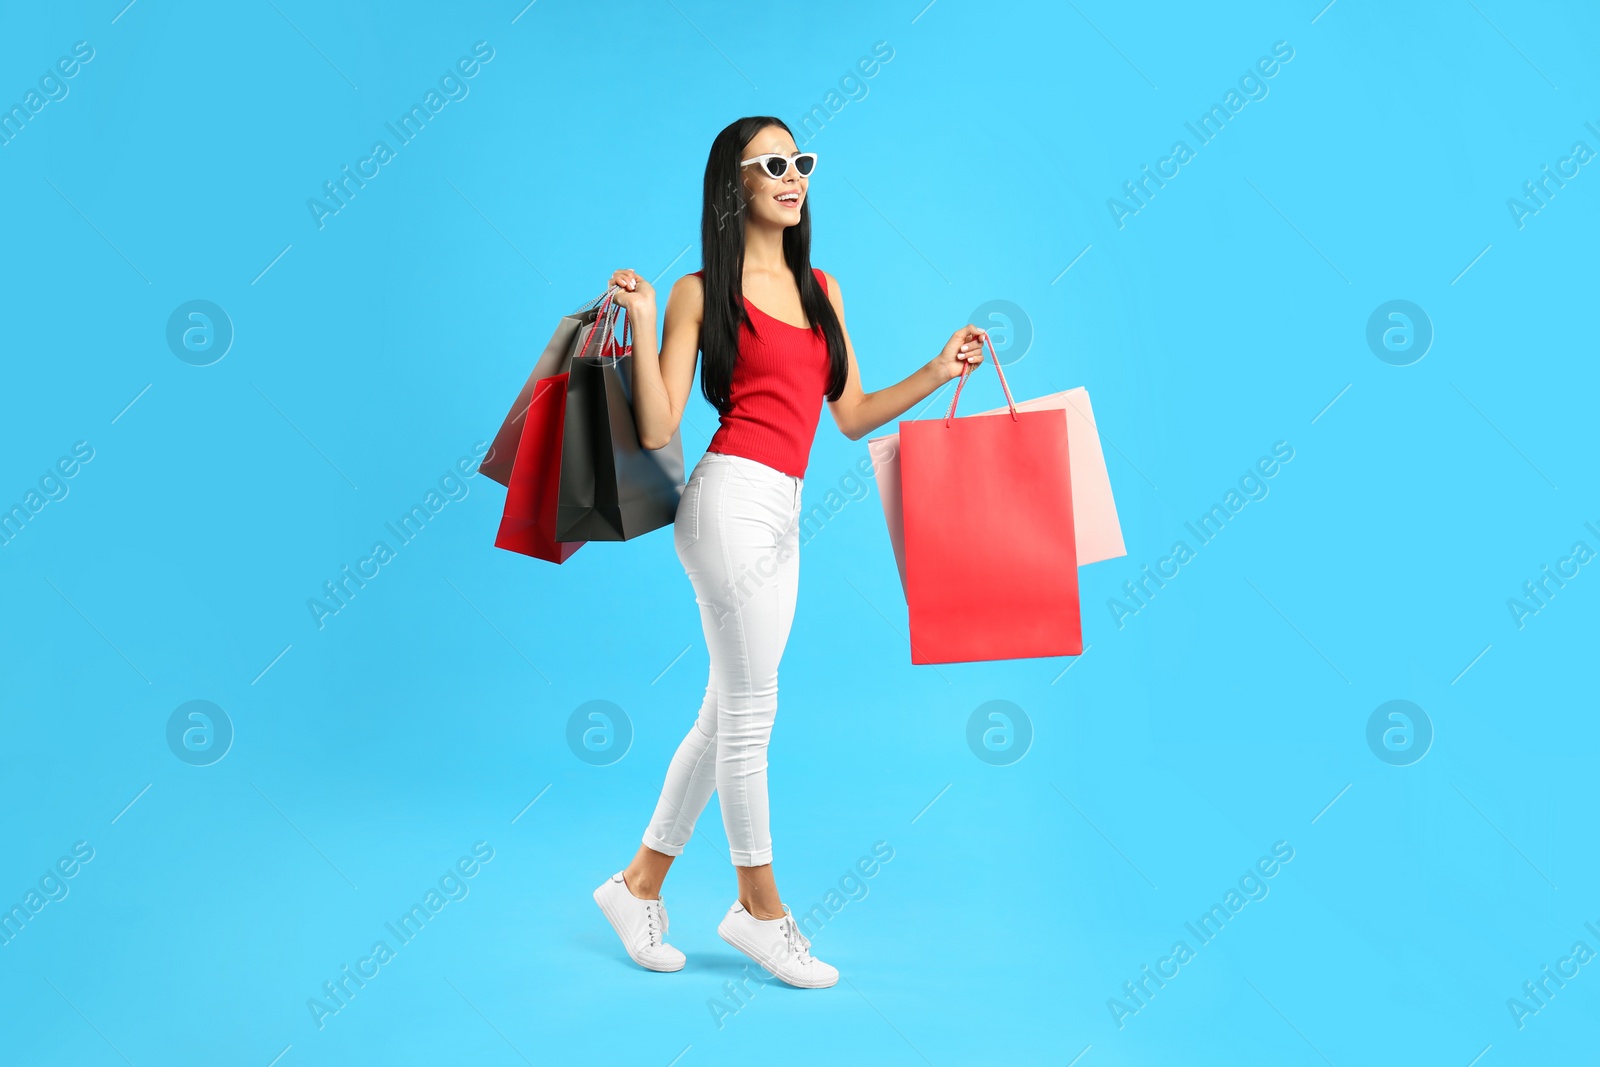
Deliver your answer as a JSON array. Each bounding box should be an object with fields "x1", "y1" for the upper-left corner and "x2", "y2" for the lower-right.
[
  {"x1": 576, "y1": 286, "x2": 619, "y2": 313},
  {"x1": 610, "y1": 304, "x2": 632, "y2": 358},
  {"x1": 943, "y1": 330, "x2": 1018, "y2": 428},
  {"x1": 586, "y1": 288, "x2": 632, "y2": 360}
]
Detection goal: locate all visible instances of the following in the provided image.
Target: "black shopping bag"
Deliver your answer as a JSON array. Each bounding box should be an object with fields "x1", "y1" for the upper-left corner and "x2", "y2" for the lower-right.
[{"x1": 556, "y1": 298, "x2": 685, "y2": 541}]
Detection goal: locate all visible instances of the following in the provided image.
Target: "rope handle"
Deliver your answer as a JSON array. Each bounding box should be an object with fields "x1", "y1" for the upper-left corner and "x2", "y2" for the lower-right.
[
  {"x1": 943, "y1": 330, "x2": 1018, "y2": 428},
  {"x1": 585, "y1": 288, "x2": 633, "y2": 360},
  {"x1": 601, "y1": 291, "x2": 631, "y2": 358}
]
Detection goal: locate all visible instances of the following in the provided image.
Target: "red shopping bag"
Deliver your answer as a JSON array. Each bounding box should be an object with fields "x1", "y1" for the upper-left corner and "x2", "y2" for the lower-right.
[
  {"x1": 900, "y1": 337, "x2": 1080, "y2": 663},
  {"x1": 494, "y1": 372, "x2": 583, "y2": 563}
]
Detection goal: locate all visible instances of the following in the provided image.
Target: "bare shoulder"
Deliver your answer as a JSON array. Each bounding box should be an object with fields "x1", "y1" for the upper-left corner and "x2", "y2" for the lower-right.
[
  {"x1": 666, "y1": 272, "x2": 705, "y2": 320},
  {"x1": 819, "y1": 269, "x2": 843, "y2": 305}
]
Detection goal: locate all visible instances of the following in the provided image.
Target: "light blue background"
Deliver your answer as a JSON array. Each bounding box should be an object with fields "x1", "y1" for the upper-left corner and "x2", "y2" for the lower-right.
[{"x1": 2, "y1": 1, "x2": 1597, "y2": 1064}]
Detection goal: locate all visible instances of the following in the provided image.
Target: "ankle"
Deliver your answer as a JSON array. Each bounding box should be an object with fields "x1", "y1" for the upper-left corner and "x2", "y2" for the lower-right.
[
  {"x1": 622, "y1": 870, "x2": 661, "y2": 900},
  {"x1": 741, "y1": 898, "x2": 785, "y2": 921}
]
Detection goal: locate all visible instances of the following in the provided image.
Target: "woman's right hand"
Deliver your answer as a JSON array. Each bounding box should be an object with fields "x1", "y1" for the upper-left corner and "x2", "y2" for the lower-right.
[{"x1": 608, "y1": 269, "x2": 656, "y2": 314}]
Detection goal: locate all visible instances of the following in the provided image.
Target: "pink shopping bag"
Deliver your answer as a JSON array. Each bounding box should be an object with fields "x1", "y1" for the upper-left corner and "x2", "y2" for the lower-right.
[{"x1": 869, "y1": 385, "x2": 1124, "y2": 596}]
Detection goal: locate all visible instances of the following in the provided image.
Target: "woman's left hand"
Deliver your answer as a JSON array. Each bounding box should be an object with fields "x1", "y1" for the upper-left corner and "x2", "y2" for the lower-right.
[
  {"x1": 607, "y1": 268, "x2": 656, "y2": 314},
  {"x1": 929, "y1": 325, "x2": 989, "y2": 383}
]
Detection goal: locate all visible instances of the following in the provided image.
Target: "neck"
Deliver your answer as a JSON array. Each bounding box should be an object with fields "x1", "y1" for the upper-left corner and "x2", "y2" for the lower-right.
[{"x1": 742, "y1": 218, "x2": 788, "y2": 276}]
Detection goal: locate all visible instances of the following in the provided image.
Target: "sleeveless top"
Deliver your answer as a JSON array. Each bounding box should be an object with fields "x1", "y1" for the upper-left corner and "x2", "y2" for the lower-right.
[{"x1": 693, "y1": 267, "x2": 832, "y2": 480}]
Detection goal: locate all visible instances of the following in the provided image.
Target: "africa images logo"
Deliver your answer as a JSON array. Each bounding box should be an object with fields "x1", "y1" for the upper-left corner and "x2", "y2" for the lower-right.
[
  {"x1": 307, "y1": 42, "x2": 495, "y2": 230},
  {"x1": 1107, "y1": 41, "x2": 1295, "y2": 228}
]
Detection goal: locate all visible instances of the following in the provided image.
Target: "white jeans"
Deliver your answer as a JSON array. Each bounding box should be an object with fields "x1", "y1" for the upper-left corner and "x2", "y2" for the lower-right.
[{"x1": 642, "y1": 451, "x2": 802, "y2": 867}]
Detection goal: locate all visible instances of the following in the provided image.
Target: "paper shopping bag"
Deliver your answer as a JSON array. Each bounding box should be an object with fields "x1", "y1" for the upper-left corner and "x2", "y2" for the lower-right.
[
  {"x1": 480, "y1": 288, "x2": 629, "y2": 487},
  {"x1": 870, "y1": 385, "x2": 1123, "y2": 596},
  {"x1": 479, "y1": 307, "x2": 598, "y2": 487},
  {"x1": 555, "y1": 296, "x2": 686, "y2": 541},
  {"x1": 899, "y1": 343, "x2": 1081, "y2": 663},
  {"x1": 494, "y1": 373, "x2": 583, "y2": 563}
]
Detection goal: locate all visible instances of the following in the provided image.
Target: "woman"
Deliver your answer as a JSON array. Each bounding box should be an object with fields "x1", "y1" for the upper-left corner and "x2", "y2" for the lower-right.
[{"x1": 592, "y1": 115, "x2": 988, "y2": 988}]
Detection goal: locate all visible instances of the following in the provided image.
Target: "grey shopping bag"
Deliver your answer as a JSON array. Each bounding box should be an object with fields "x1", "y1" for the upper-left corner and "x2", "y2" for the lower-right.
[
  {"x1": 479, "y1": 296, "x2": 610, "y2": 487},
  {"x1": 555, "y1": 300, "x2": 685, "y2": 541}
]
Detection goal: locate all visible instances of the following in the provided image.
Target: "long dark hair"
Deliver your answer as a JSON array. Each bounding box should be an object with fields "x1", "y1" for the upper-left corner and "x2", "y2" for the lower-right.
[{"x1": 698, "y1": 116, "x2": 848, "y2": 416}]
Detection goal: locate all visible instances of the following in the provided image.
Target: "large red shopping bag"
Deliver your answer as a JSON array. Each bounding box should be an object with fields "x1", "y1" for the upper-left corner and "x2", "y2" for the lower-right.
[
  {"x1": 869, "y1": 385, "x2": 1123, "y2": 596},
  {"x1": 494, "y1": 372, "x2": 583, "y2": 563},
  {"x1": 900, "y1": 338, "x2": 1080, "y2": 663}
]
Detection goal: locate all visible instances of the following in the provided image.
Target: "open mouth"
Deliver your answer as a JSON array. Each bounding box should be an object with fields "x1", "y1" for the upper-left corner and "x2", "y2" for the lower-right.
[{"x1": 775, "y1": 191, "x2": 801, "y2": 209}]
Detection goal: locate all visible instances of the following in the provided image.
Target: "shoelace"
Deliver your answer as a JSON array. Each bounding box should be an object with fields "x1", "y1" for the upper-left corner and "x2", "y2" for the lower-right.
[
  {"x1": 642, "y1": 898, "x2": 668, "y2": 948},
  {"x1": 777, "y1": 910, "x2": 814, "y2": 965}
]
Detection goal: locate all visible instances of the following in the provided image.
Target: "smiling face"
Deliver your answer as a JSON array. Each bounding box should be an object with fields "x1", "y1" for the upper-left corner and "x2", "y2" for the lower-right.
[{"x1": 739, "y1": 125, "x2": 806, "y2": 229}]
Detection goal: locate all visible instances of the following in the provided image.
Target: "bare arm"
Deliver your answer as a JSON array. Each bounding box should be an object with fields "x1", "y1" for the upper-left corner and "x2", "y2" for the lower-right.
[
  {"x1": 609, "y1": 269, "x2": 703, "y2": 451},
  {"x1": 822, "y1": 271, "x2": 989, "y2": 442}
]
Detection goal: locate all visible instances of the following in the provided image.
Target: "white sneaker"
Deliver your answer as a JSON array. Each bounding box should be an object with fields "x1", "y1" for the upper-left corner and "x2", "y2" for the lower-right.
[
  {"x1": 717, "y1": 901, "x2": 838, "y2": 988},
  {"x1": 593, "y1": 872, "x2": 685, "y2": 972}
]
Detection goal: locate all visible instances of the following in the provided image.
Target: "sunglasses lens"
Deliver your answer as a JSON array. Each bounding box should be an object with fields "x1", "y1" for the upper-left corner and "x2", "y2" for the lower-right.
[
  {"x1": 764, "y1": 157, "x2": 787, "y2": 178},
  {"x1": 794, "y1": 154, "x2": 815, "y2": 176}
]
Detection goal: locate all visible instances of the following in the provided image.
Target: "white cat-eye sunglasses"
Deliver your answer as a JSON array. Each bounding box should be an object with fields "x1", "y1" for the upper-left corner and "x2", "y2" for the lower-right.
[{"x1": 739, "y1": 152, "x2": 818, "y2": 179}]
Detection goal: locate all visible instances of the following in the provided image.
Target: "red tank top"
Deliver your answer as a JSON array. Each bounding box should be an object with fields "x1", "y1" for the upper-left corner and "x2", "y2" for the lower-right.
[{"x1": 695, "y1": 267, "x2": 832, "y2": 480}]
